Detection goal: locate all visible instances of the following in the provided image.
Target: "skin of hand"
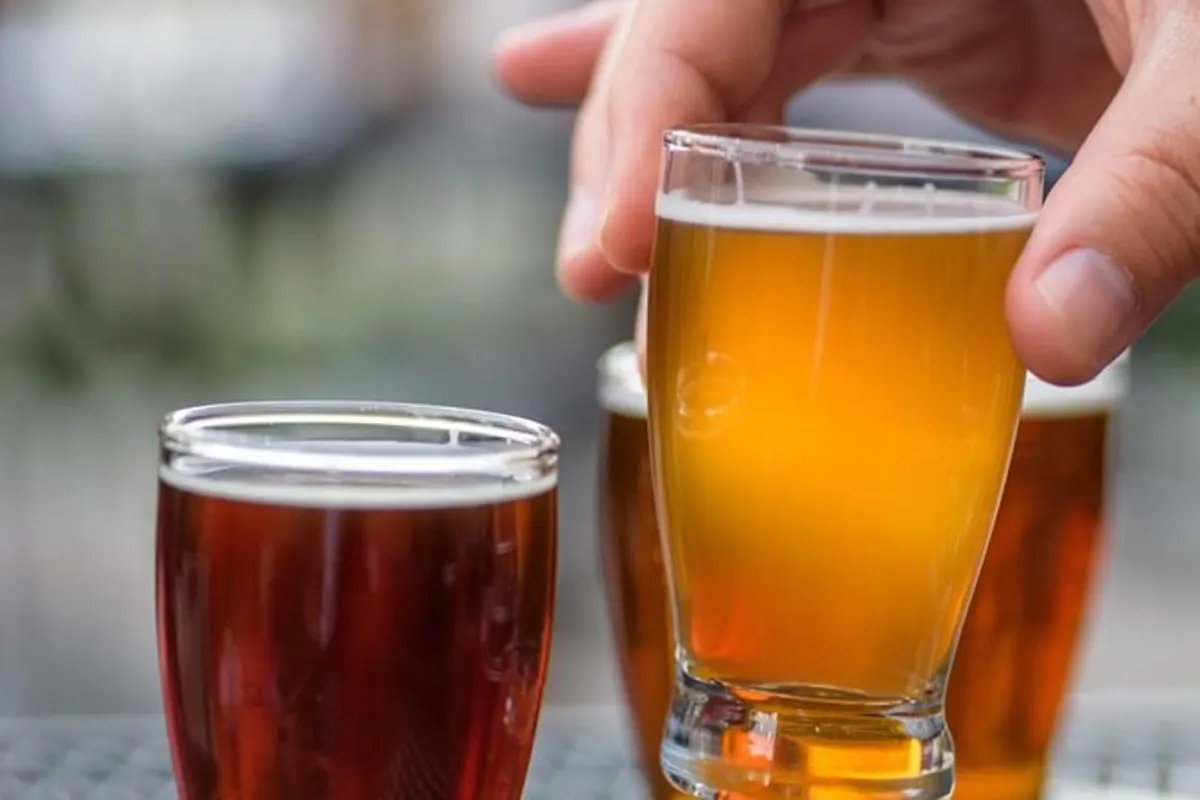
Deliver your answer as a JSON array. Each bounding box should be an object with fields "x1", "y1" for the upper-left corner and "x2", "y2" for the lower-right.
[{"x1": 491, "y1": 0, "x2": 1200, "y2": 386}]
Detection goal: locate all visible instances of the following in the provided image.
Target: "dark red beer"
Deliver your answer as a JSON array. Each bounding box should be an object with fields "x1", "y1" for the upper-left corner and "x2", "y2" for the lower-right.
[{"x1": 155, "y1": 403, "x2": 558, "y2": 800}]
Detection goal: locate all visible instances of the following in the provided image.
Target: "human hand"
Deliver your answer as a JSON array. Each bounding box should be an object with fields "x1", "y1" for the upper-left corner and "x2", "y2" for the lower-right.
[{"x1": 493, "y1": 0, "x2": 1200, "y2": 385}]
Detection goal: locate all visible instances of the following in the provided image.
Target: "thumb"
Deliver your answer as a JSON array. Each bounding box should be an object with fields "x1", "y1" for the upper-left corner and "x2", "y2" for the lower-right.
[{"x1": 1006, "y1": 6, "x2": 1200, "y2": 385}]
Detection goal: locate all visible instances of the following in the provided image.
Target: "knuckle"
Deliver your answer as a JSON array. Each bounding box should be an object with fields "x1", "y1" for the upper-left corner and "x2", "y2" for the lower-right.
[{"x1": 1107, "y1": 122, "x2": 1200, "y2": 289}]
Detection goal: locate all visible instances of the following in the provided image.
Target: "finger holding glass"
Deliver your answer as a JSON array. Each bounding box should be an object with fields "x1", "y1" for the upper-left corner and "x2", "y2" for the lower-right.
[{"x1": 646, "y1": 125, "x2": 1044, "y2": 799}]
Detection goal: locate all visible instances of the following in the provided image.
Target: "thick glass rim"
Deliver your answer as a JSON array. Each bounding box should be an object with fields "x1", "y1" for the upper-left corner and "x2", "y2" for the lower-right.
[
  {"x1": 160, "y1": 400, "x2": 560, "y2": 478},
  {"x1": 664, "y1": 124, "x2": 1044, "y2": 180}
]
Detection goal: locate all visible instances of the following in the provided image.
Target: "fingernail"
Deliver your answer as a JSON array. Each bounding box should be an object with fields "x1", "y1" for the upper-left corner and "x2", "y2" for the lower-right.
[
  {"x1": 1034, "y1": 248, "x2": 1138, "y2": 368},
  {"x1": 559, "y1": 186, "x2": 598, "y2": 266}
]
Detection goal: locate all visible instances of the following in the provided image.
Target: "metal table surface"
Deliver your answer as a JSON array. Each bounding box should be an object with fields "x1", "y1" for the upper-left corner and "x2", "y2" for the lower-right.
[{"x1": 0, "y1": 697, "x2": 1197, "y2": 799}]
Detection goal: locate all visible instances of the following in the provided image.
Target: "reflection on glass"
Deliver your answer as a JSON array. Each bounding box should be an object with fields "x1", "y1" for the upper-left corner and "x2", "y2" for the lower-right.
[{"x1": 647, "y1": 125, "x2": 1043, "y2": 798}]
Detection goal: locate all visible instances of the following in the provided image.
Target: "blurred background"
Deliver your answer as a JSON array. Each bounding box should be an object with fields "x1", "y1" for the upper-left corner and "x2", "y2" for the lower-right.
[{"x1": 0, "y1": 0, "x2": 1195, "y2": 717}]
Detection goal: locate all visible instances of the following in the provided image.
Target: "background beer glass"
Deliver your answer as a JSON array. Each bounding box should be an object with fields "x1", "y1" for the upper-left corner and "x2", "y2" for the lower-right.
[
  {"x1": 156, "y1": 401, "x2": 558, "y2": 800},
  {"x1": 647, "y1": 125, "x2": 1044, "y2": 798},
  {"x1": 948, "y1": 356, "x2": 1129, "y2": 799},
  {"x1": 598, "y1": 342, "x2": 688, "y2": 800}
]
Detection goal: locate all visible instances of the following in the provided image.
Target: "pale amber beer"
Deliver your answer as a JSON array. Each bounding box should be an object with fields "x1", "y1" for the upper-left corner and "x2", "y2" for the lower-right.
[
  {"x1": 597, "y1": 342, "x2": 688, "y2": 800},
  {"x1": 646, "y1": 125, "x2": 1044, "y2": 798},
  {"x1": 948, "y1": 358, "x2": 1128, "y2": 799},
  {"x1": 603, "y1": 341, "x2": 1125, "y2": 800},
  {"x1": 156, "y1": 402, "x2": 559, "y2": 800}
]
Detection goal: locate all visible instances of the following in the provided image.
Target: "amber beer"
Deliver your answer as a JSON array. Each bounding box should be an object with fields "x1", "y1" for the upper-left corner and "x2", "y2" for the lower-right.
[
  {"x1": 607, "y1": 341, "x2": 1126, "y2": 800},
  {"x1": 647, "y1": 124, "x2": 1043, "y2": 800},
  {"x1": 948, "y1": 358, "x2": 1128, "y2": 799},
  {"x1": 156, "y1": 402, "x2": 558, "y2": 800},
  {"x1": 650, "y1": 189, "x2": 1031, "y2": 692},
  {"x1": 598, "y1": 342, "x2": 688, "y2": 800}
]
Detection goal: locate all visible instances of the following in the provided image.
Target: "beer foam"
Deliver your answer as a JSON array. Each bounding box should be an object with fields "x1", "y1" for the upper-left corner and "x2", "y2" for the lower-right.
[
  {"x1": 159, "y1": 463, "x2": 557, "y2": 510},
  {"x1": 598, "y1": 341, "x2": 647, "y2": 419},
  {"x1": 656, "y1": 188, "x2": 1038, "y2": 235},
  {"x1": 1022, "y1": 353, "x2": 1130, "y2": 417}
]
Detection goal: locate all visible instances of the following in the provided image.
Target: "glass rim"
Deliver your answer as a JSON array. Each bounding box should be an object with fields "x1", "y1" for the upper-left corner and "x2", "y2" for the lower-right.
[
  {"x1": 664, "y1": 124, "x2": 1045, "y2": 180},
  {"x1": 160, "y1": 400, "x2": 560, "y2": 478}
]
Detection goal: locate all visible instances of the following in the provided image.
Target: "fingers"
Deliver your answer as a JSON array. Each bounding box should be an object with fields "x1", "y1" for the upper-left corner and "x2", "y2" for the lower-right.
[
  {"x1": 491, "y1": 1, "x2": 626, "y2": 107},
  {"x1": 1006, "y1": 2, "x2": 1200, "y2": 385},
  {"x1": 558, "y1": 2, "x2": 639, "y2": 301},
  {"x1": 598, "y1": 0, "x2": 791, "y2": 274},
  {"x1": 741, "y1": 2, "x2": 877, "y2": 122},
  {"x1": 598, "y1": 0, "x2": 875, "y2": 274},
  {"x1": 494, "y1": 1, "x2": 635, "y2": 300},
  {"x1": 495, "y1": 0, "x2": 869, "y2": 301}
]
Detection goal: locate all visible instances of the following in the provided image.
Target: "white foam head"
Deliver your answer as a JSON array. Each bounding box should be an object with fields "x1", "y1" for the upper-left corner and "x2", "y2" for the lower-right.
[
  {"x1": 598, "y1": 341, "x2": 647, "y2": 419},
  {"x1": 656, "y1": 186, "x2": 1038, "y2": 235},
  {"x1": 159, "y1": 463, "x2": 557, "y2": 510},
  {"x1": 1022, "y1": 353, "x2": 1130, "y2": 418}
]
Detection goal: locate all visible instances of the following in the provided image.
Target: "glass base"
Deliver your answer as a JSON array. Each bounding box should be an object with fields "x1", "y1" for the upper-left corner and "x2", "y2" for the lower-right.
[{"x1": 661, "y1": 668, "x2": 954, "y2": 799}]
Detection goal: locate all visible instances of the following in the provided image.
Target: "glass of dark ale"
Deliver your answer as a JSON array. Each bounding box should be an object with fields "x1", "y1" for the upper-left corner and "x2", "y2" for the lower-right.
[
  {"x1": 597, "y1": 342, "x2": 688, "y2": 800},
  {"x1": 646, "y1": 125, "x2": 1044, "y2": 798},
  {"x1": 156, "y1": 401, "x2": 559, "y2": 800},
  {"x1": 948, "y1": 355, "x2": 1128, "y2": 799}
]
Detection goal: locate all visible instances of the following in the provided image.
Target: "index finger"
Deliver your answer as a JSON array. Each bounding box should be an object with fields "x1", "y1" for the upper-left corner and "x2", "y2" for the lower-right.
[
  {"x1": 597, "y1": 0, "x2": 791, "y2": 274},
  {"x1": 491, "y1": 2, "x2": 625, "y2": 107}
]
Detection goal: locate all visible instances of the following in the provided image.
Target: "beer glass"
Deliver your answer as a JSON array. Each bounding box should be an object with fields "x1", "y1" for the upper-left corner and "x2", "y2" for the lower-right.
[
  {"x1": 156, "y1": 401, "x2": 559, "y2": 800},
  {"x1": 647, "y1": 125, "x2": 1044, "y2": 798},
  {"x1": 598, "y1": 342, "x2": 688, "y2": 800},
  {"x1": 948, "y1": 355, "x2": 1128, "y2": 799}
]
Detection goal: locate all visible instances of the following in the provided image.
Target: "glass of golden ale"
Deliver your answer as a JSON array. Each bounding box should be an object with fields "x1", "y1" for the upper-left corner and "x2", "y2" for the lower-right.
[
  {"x1": 156, "y1": 401, "x2": 559, "y2": 800},
  {"x1": 598, "y1": 342, "x2": 689, "y2": 800},
  {"x1": 948, "y1": 355, "x2": 1128, "y2": 799},
  {"x1": 646, "y1": 125, "x2": 1044, "y2": 799}
]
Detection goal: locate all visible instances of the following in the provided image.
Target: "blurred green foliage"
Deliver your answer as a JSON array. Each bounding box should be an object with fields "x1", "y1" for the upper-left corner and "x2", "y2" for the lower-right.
[{"x1": 1140, "y1": 284, "x2": 1200, "y2": 357}]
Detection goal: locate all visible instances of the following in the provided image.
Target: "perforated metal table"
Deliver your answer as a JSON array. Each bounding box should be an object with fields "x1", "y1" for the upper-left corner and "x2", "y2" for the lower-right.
[{"x1": 0, "y1": 697, "x2": 1196, "y2": 798}]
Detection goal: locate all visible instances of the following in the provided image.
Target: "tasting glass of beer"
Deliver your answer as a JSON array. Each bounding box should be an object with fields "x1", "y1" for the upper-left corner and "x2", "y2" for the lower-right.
[
  {"x1": 598, "y1": 342, "x2": 689, "y2": 800},
  {"x1": 156, "y1": 401, "x2": 559, "y2": 800},
  {"x1": 647, "y1": 125, "x2": 1044, "y2": 799},
  {"x1": 948, "y1": 355, "x2": 1129, "y2": 799}
]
